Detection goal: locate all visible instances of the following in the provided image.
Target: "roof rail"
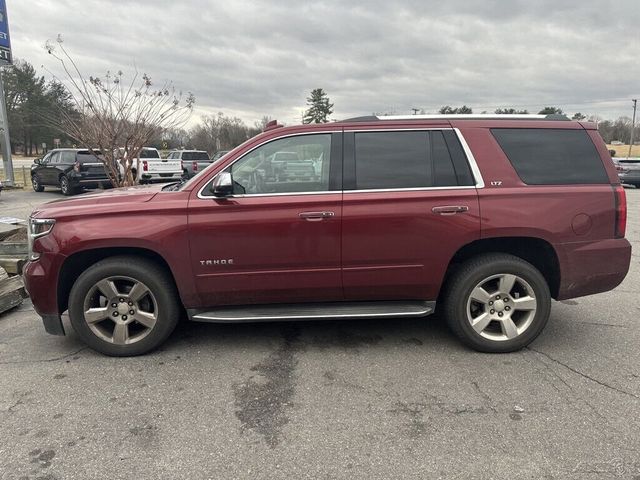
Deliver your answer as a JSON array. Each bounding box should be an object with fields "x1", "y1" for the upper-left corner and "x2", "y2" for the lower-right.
[{"x1": 340, "y1": 114, "x2": 570, "y2": 122}]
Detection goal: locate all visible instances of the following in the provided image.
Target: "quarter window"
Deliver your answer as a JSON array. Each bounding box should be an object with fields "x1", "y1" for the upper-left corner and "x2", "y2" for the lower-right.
[
  {"x1": 491, "y1": 128, "x2": 609, "y2": 185},
  {"x1": 228, "y1": 134, "x2": 331, "y2": 195}
]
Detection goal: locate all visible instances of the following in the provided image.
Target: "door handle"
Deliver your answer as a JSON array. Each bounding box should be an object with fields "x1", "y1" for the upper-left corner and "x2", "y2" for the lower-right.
[
  {"x1": 299, "y1": 211, "x2": 335, "y2": 221},
  {"x1": 432, "y1": 205, "x2": 469, "y2": 215}
]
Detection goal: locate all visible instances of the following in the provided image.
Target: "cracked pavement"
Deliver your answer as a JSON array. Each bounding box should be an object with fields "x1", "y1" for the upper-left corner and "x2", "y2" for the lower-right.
[{"x1": 0, "y1": 189, "x2": 638, "y2": 479}]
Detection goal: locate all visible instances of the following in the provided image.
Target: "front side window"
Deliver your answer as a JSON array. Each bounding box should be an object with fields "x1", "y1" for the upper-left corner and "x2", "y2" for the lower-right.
[{"x1": 228, "y1": 134, "x2": 331, "y2": 195}]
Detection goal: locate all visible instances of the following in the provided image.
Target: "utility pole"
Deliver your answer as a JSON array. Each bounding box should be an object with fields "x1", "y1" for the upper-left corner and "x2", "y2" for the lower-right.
[
  {"x1": 0, "y1": 68, "x2": 13, "y2": 186},
  {"x1": 0, "y1": 0, "x2": 13, "y2": 186},
  {"x1": 628, "y1": 99, "x2": 637, "y2": 159},
  {"x1": 411, "y1": 108, "x2": 420, "y2": 115}
]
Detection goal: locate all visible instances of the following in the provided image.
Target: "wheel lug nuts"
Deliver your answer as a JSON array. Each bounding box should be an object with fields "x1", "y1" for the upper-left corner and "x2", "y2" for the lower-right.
[
  {"x1": 496, "y1": 295, "x2": 501, "y2": 300},
  {"x1": 119, "y1": 298, "x2": 124, "y2": 303},
  {"x1": 503, "y1": 297, "x2": 508, "y2": 302},
  {"x1": 498, "y1": 312, "x2": 503, "y2": 317},
  {"x1": 490, "y1": 309, "x2": 495, "y2": 314},
  {"x1": 122, "y1": 315, "x2": 127, "y2": 320},
  {"x1": 489, "y1": 301, "x2": 493, "y2": 305},
  {"x1": 128, "y1": 301, "x2": 133, "y2": 306},
  {"x1": 111, "y1": 303, "x2": 117, "y2": 308},
  {"x1": 505, "y1": 306, "x2": 511, "y2": 311},
  {"x1": 113, "y1": 312, "x2": 118, "y2": 317},
  {"x1": 129, "y1": 310, "x2": 135, "y2": 315}
]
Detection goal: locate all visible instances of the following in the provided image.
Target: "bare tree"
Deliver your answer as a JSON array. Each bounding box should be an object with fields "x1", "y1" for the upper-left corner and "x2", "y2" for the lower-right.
[{"x1": 44, "y1": 36, "x2": 194, "y2": 187}]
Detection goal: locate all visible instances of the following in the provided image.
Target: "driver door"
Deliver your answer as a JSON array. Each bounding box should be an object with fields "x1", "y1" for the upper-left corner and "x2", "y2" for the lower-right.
[{"x1": 188, "y1": 131, "x2": 343, "y2": 306}]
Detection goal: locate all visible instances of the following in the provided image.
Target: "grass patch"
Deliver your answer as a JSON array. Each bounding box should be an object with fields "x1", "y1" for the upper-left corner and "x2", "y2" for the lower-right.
[{"x1": 608, "y1": 144, "x2": 640, "y2": 158}]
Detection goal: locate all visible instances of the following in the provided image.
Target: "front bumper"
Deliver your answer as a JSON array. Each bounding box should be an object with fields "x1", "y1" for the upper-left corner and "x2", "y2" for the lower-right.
[
  {"x1": 557, "y1": 238, "x2": 632, "y2": 300},
  {"x1": 23, "y1": 253, "x2": 66, "y2": 336}
]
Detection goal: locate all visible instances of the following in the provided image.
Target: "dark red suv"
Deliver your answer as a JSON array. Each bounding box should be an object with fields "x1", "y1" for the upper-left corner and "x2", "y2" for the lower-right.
[{"x1": 24, "y1": 114, "x2": 631, "y2": 356}]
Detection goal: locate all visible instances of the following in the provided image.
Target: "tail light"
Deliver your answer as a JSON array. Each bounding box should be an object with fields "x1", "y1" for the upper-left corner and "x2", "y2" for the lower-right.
[
  {"x1": 142, "y1": 160, "x2": 148, "y2": 172},
  {"x1": 192, "y1": 161, "x2": 198, "y2": 172},
  {"x1": 73, "y1": 161, "x2": 80, "y2": 172},
  {"x1": 615, "y1": 164, "x2": 625, "y2": 173},
  {"x1": 613, "y1": 185, "x2": 627, "y2": 238}
]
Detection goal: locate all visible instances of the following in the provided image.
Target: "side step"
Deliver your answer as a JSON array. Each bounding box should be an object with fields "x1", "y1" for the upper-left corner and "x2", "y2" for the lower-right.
[{"x1": 189, "y1": 301, "x2": 435, "y2": 323}]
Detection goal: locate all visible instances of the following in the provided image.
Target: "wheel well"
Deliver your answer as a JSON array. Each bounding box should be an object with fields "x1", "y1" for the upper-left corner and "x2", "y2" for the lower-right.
[
  {"x1": 442, "y1": 237, "x2": 561, "y2": 299},
  {"x1": 57, "y1": 247, "x2": 177, "y2": 314}
]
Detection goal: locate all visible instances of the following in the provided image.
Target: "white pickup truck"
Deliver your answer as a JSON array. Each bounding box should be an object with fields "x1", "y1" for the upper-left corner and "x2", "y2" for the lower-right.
[{"x1": 116, "y1": 147, "x2": 182, "y2": 184}]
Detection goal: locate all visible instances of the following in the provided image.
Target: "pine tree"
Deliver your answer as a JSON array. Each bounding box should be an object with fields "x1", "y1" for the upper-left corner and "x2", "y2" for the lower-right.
[{"x1": 303, "y1": 88, "x2": 333, "y2": 124}]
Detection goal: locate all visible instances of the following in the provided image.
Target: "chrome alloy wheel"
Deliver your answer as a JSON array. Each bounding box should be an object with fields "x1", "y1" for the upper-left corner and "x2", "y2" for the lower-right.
[
  {"x1": 466, "y1": 273, "x2": 537, "y2": 341},
  {"x1": 82, "y1": 276, "x2": 158, "y2": 345}
]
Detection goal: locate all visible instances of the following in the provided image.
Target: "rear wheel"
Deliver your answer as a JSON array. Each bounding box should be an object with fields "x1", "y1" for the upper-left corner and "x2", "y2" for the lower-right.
[
  {"x1": 31, "y1": 174, "x2": 44, "y2": 192},
  {"x1": 60, "y1": 175, "x2": 73, "y2": 195},
  {"x1": 443, "y1": 254, "x2": 551, "y2": 353},
  {"x1": 68, "y1": 256, "x2": 180, "y2": 356}
]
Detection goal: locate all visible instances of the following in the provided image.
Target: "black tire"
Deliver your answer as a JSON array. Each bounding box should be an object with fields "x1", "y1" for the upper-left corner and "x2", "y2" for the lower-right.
[
  {"x1": 60, "y1": 175, "x2": 74, "y2": 196},
  {"x1": 68, "y1": 256, "x2": 180, "y2": 356},
  {"x1": 442, "y1": 253, "x2": 551, "y2": 353},
  {"x1": 31, "y1": 174, "x2": 45, "y2": 192}
]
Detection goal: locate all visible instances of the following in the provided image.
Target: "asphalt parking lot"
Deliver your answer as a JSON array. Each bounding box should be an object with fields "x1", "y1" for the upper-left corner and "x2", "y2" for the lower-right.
[{"x1": 0, "y1": 188, "x2": 639, "y2": 480}]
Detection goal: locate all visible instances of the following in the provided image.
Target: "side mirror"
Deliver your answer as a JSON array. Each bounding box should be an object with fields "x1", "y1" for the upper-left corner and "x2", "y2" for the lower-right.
[
  {"x1": 210, "y1": 171, "x2": 233, "y2": 197},
  {"x1": 34, "y1": 158, "x2": 42, "y2": 165}
]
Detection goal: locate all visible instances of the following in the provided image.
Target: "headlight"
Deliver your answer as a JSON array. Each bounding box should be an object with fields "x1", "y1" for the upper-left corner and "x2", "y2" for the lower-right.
[{"x1": 28, "y1": 217, "x2": 56, "y2": 261}]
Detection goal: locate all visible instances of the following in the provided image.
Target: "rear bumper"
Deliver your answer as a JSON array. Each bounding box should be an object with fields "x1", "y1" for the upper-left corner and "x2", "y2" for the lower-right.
[
  {"x1": 141, "y1": 173, "x2": 183, "y2": 182},
  {"x1": 68, "y1": 173, "x2": 112, "y2": 188},
  {"x1": 557, "y1": 238, "x2": 632, "y2": 300}
]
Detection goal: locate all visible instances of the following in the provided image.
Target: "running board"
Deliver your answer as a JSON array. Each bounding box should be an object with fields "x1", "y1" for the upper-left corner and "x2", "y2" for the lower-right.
[{"x1": 188, "y1": 301, "x2": 435, "y2": 323}]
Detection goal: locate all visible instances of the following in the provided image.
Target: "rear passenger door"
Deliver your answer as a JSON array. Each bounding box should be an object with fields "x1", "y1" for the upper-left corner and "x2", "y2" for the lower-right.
[{"x1": 341, "y1": 128, "x2": 481, "y2": 301}]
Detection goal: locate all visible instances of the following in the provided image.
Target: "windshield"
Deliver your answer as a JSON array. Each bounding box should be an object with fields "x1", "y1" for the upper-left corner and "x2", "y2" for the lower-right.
[
  {"x1": 140, "y1": 149, "x2": 160, "y2": 159},
  {"x1": 182, "y1": 151, "x2": 210, "y2": 161}
]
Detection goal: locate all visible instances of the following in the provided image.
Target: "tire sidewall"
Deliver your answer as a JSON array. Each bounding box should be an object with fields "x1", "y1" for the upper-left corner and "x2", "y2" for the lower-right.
[
  {"x1": 60, "y1": 175, "x2": 70, "y2": 195},
  {"x1": 448, "y1": 256, "x2": 551, "y2": 353},
  {"x1": 68, "y1": 258, "x2": 179, "y2": 356},
  {"x1": 32, "y1": 174, "x2": 43, "y2": 192}
]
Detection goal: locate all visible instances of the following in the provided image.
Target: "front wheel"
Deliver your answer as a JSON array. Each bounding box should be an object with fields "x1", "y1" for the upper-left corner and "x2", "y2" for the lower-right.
[
  {"x1": 68, "y1": 256, "x2": 180, "y2": 356},
  {"x1": 32, "y1": 174, "x2": 45, "y2": 192},
  {"x1": 442, "y1": 254, "x2": 551, "y2": 353}
]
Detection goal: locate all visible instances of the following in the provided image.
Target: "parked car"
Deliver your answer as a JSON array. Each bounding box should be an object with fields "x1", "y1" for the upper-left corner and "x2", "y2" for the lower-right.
[
  {"x1": 24, "y1": 114, "x2": 631, "y2": 356},
  {"x1": 115, "y1": 147, "x2": 182, "y2": 184},
  {"x1": 613, "y1": 157, "x2": 640, "y2": 187},
  {"x1": 30, "y1": 149, "x2": 111, "y2": 195},
  {"x1": 167, "y1": 150, "x2": 212, "y2": 179}
]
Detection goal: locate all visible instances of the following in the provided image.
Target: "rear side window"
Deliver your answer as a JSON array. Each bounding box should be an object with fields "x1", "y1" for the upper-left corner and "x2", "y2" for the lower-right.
[
  {"x1": 183, "y1": 151, "x2": 210, "y2": 161},
  {"x1": 140, "y1": 149, "x2": 160, "y2": 159},
  {"x1": 353, "y1": 130, "x2": 475, "y2": 190},
  {"x1": 491, "y1": 128, "x2": 608, "y2": 185}
]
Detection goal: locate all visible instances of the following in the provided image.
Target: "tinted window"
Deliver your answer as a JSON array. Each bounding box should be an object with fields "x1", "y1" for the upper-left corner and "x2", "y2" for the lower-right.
[
  {"x1": 355, "y1": 131, "x2": 430, "y2": 189},
  {"x1": 353, "y1": 130, "x2": 470, "y2": 189},
  {"x1": 491, "y1": 128, "x2": 608, "y2": 185},
  {"x1": 140, "y1": 149, "x2": 160, "y2": 159},
  {"x1": 182, "y1": 151, "x2": 209, "y2": 161},
  {"x1": 77, "y1": 153, "x2": 104, "y2": 163},
  {"x1": 227, "y1": 134, "x2": 331, "y2": 195},
  {"x1": 59, "y1": 151, "x2": 76, "y2": 163},
  {"x1": 432, "y1": 131, "x2": 458, "y2": 187}
]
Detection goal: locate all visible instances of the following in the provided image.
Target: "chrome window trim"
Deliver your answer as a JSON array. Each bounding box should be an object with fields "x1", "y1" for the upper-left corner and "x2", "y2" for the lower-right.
[
  {"x1": 196, "y1": 127, "x2": 484, "y2": 199},
  {"x1": 343, "y1": 186, "x2": 477, "y2": 194},
  {"x1": 197, "y1": 130, "x2": 341, "y2": 199},
  {"x1": 453, "y1": 127, "x2": 485, "y2": 188}
]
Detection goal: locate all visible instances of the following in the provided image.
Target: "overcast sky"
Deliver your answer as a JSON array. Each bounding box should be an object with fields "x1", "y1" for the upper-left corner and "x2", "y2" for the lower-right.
[{"x1": 7, "y1": 0, "x2": 640, "y2": 126}]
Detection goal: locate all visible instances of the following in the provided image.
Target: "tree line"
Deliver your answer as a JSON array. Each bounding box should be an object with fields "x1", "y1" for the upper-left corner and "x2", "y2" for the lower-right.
[{"x1": 3, "y1": 57, "x2": 637, "y2": 161}]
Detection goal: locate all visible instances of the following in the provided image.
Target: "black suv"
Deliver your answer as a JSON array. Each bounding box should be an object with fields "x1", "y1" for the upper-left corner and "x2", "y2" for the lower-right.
[{"x1": 31, "y1": 149, "x2": 112, "y2": 195}]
